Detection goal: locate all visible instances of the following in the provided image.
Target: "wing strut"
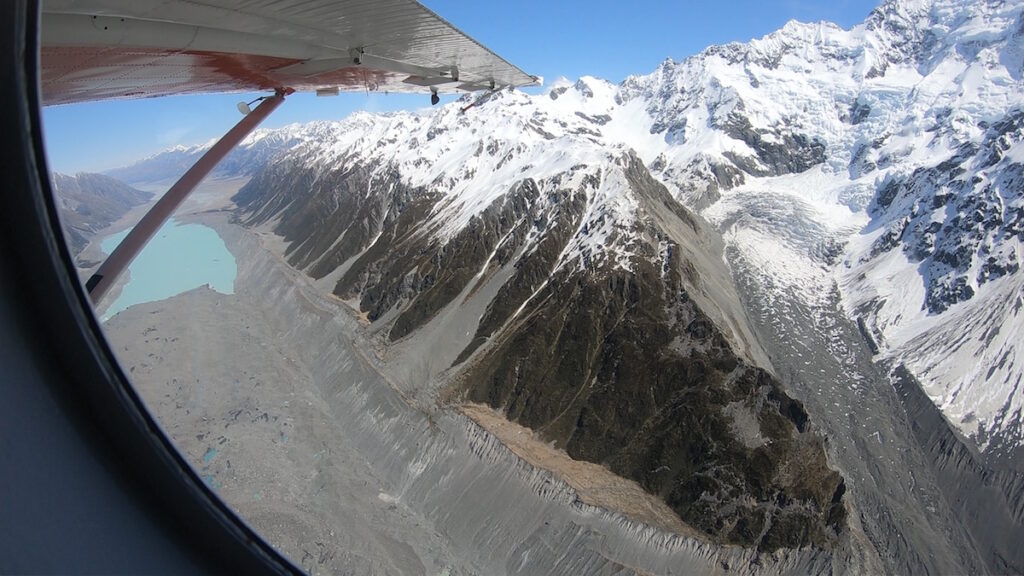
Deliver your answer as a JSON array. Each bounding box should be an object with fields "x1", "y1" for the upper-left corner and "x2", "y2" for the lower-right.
[{"x1": 86, "y1": 89, "x2": 291, "y2": 305}]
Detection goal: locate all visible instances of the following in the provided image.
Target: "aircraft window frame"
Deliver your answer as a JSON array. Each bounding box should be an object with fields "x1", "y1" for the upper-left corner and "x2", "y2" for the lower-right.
[{"x1": 1, "y1": 0, "x2": 302, "y2": 572}]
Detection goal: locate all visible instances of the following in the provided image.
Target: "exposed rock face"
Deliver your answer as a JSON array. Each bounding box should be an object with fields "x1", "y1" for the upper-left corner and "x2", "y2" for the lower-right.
[
  {"x1": 865, "y1": 112, "x2": 1023, "y2": 315},
  {"x1": 460, "y1": 237, "x2": 844, "y2": 551},
  {"x1": 49, "y1": 172, "x2": 151, "y2": 255},
  {"x1": 716, "y1": 112, "x2": 826, "y2": 178}
]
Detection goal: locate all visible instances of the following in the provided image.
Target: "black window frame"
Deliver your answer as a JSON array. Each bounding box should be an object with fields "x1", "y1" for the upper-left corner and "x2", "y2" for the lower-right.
[{"x1": 0, "y1": 1, "x2": 304, "y2": 572}]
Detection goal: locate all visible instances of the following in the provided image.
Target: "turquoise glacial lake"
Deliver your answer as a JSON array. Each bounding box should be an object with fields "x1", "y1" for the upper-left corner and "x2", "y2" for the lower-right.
[{"x1": 101, "y1": 219, "x2": 236, "y2": 319}]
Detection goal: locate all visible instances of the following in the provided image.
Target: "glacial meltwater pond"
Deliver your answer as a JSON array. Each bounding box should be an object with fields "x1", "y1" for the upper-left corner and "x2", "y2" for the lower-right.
[{"x1": 100, "y1": 219, "x2": 236, "y2": 319}]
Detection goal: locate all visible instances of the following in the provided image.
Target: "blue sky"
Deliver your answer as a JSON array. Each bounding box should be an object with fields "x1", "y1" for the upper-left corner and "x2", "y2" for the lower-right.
[{"x1": 42, "y1": 0, "x2": 880, "y2": 174}]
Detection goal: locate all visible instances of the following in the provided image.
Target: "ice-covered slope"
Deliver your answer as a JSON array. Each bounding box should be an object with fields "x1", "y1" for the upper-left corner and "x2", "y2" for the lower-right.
[{"x1": 611, "y1": 0, "x2": 1024, "y2": 455}]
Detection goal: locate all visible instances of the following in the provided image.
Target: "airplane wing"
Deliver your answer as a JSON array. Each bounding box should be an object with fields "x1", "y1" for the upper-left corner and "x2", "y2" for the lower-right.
[{"x1": 40, "y1": 0, "x2": 540, "y2": 106}]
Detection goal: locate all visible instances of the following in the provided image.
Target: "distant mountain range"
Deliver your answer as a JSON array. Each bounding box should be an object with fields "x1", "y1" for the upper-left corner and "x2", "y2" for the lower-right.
[
  {"x1": 100, "y1": 0, "x2": 1024, "y2": 566},
  {"x1": 50, "y1": 172, "x2": 151, "y2": 257}
]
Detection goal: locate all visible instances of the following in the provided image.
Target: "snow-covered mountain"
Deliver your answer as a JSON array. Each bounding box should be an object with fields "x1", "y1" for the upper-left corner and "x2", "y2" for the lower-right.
[
  {"x1": 231, "y1": 92, "x2": 847, "y2": 551},
  {"x1": 619, "y1": 0, "x2": 1024, "y2": 457},
  {"x1": 111, "y1": 0, "x2": 1024, "y2": 567}
]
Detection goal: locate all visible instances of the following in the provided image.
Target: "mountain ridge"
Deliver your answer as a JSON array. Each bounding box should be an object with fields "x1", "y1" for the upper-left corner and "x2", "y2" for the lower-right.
[{"x1": 50, "y1": 172, "x2": 152, "y2": 258}]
